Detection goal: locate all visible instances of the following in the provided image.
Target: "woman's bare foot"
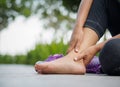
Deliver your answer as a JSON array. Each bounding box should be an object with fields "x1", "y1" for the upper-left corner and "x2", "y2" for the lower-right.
[{"x1": 35, "y1": 50, "x2": 86, "y2": 74}]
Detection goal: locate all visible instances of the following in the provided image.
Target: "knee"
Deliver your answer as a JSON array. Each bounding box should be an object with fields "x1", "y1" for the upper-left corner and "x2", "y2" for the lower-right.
[
  {"x1": 107, "y1": 38, "x2": 120, "y2": 47},
  {"x1": 99, "y1": 39, "x2": 120, "y2": 75},
  {"x1": 100, "y1": 39, "x2": 120, "y2": 54}
]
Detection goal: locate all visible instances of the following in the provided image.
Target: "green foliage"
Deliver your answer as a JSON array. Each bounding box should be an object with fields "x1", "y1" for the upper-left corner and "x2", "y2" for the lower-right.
[
  {"x1": 0, "y1": 40, "x2": 68, "y2": 65},
  {"x1": 14, "y1": 55, "x2": 27, "y2": 64},
  {"x1": 0, "y1": 0, "x2": 82, "y2": 31},
  {"x1": 0, "y1": 0, "x2": 33, "y2": 30},
  {"x1": 62, "y1": 0, "x2": 81, "y2": 12},
  {"x1": 37, "y1": 0, "x2": 77, "y2": 30},
  {"x1": 0, "y1": 0, "x2": 82, "y2": 64},
  {"x1": 0, "y1": 54, "x2": 13, "y2": 64},
  {"x1": 26, "y1": 39, "x2": 68, "y2": 65}
]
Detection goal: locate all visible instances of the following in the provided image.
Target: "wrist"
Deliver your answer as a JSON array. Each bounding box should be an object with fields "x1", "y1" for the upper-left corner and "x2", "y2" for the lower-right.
[
  {"x1": 94, "y1": 44, "x2": 101, "y2": 52},
  {"x1": 74, "y1": 23, "x2": 83, "y2": 30}
]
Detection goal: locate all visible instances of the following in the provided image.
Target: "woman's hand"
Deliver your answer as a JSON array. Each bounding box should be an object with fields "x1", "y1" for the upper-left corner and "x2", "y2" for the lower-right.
[
  {"x1": 74, "y1": 34, "x2": 120, "y2": 66},
  {"x1": 67, "y1": 0, "x2": 94, "y2": 54},
  {"x1": 74, "y1": 45, "x2": 99, "y2": 66},
  {"x1": 67, "y1": 27, "x2": 84, "y2": 54}
]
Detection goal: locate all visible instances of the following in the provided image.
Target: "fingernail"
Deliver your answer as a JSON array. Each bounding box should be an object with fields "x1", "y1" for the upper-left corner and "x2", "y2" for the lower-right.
[
  {"x1": 75, "y1": 49, "x2": 79, "y2": 52},
  {"x1": 74, "y1": 57, "x2": 77, "y2": 61}
]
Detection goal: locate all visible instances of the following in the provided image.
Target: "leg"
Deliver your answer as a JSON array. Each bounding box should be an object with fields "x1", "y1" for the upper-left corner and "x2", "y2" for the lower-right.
[
  {"x1": 35, "y1": 28, "x2": 98, "y2": 74},
  {"x1": 99, "y1": 39, "x2": 120, "y2": 75},
  {"x1": 107, "y1": 0, "x2": 120, "y2": 36},
  {"x1": 35, "y1": 50, "x2": 86, "y2": 74},
  {"x1": 34, "y1": 0, "x2": 108, "y2": 74},
  {"x1": 84, "y1": 0, "x2": 108, "y2": 39}
]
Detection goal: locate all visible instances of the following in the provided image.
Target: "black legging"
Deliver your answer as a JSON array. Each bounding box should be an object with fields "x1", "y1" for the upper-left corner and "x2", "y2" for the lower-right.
[
  {"x1": 84, "y1": 0, "x2": 120, "y2": 75},
  {"x1": 84, "y1": 0, "x2": 120, "y2": 38},
  {"x1": 99, "y1": 39, "x2": 120, "y2": 75}
]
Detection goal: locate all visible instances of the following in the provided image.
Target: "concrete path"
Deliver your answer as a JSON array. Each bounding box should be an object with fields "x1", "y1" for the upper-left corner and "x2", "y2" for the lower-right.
[{"x1": 0, "y1": 64, "x2": 120, "y2": 87}]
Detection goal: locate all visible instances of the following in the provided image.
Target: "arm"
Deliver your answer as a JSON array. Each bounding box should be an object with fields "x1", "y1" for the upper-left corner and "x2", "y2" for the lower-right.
[
  {"x1": 96, "y1": 34, "x2": 120, "y2": 51},
  {"x1": 74, "y1": 34, "x2": 120, "y2": 66},
  {"x1": 67, "y1": 0, "x2": 93, "y2": 53},
  {"x1": 75, "y1": 0, "x2": 93, "y2": 28}
]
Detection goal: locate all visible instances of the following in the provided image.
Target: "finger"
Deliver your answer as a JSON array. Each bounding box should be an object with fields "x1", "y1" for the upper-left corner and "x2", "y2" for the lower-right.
[
  {"x1": 67, "y1": 40, "x2": 76, "y2": 54},
  {"x1": 66, "y1": 47, "x2": 72, "y2": 54},
  {"x1": 84, "y1": 60, "x2": 89, "y2": 66},
  {"x1": 74, "y1": 46, "x2": 79, "y2": 53},
  {"x1": 74, "y1": 40, "x2": 81, "y2": 53},
  {"x1": 84, "y1": 57, "x2": 93, "y2": 66},
  {"x1": 74, "y1": 53, "x2": 84, "y2": 61},
  {"x1": 84, "y1": 58, "x2": 91, "y2": 66}
]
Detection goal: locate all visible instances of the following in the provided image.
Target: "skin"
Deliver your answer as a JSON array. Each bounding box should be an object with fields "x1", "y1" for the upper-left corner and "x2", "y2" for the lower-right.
[
  {"x1": 34, "y1": 0, "x2": 99, "y2": 74},
  {"x1": 74, "y1": 34, "x2": 120, "y2": 66},
  {"x1": 67, "y1": 0, "x2": 93, "y2": 53},
  {"x1": 35, "y1": 50, "x2": 86, "y2": 74},
  {"x1": 35, "y1": 28, "x2": 98, "y2": 74}
]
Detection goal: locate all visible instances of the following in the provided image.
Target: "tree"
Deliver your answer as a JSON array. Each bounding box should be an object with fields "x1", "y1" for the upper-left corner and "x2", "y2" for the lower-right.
[
  {"x1": 62, "y1": 0, "x2": 81, "y2": 12},
  {"x1": 0, "y1": 0, "x2": 81, "y2": 31},
  {"x1": 0, "y1": 0, "x2": 33, "y2": 31}
]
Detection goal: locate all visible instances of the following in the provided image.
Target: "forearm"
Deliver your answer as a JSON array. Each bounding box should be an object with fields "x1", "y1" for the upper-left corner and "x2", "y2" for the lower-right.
[
  {"x1": 67, "y1": 0, "x2": 93, "y2": 53},
  {"x1": 96, "y1": 34, "x2": 120, "y2": 51},
  {"x1": 75, "y1": 0, "x2": 93, "y2": 28},
  {"x1": 77, "y1": 34, "x2": 120, "y2": 66}
]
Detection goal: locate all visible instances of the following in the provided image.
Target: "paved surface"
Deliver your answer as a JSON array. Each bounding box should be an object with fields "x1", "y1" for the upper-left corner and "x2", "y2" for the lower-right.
[{"x1": 0, "y1": 64, "x2": 120, "y2": 87}]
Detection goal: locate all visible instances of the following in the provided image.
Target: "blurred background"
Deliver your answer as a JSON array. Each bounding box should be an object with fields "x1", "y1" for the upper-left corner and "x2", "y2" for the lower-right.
[
  {"x1": 0, "y1": 0, "x2": 111, "y2": 65},
  {"x1": 0, "y1": 0, "x2": 82, "y2": 65}
]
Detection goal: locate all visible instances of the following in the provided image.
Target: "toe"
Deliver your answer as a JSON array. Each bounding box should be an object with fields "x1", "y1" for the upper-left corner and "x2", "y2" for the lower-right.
[{"x1": 34, "y1": 65, "x2": 38, "y2": 72}]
